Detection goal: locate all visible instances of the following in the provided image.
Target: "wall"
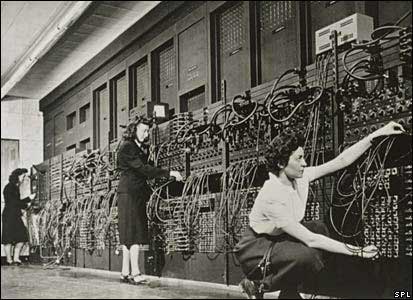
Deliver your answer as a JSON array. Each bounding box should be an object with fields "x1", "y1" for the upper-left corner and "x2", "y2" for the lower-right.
[
  {"x1": 1, "y1": 97, "x2": 43, "y2": 166},
  {"x1": 1, "y1": 97, "x2": 43, "y2": 257}
]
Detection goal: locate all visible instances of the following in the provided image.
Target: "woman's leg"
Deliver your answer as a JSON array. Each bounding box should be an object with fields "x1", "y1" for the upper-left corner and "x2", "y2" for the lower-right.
[
  {"x1": 121, "y1": 245, "x2": 130, "y2": 276},
  {"x1": 13, "y1": 242, "x2": 24, "y2": 262},
  {"x1": 262, "y1": 238, "x2": 326, "y2": 295},
  {"x1": 4, "y1": 244, "x2": 13, "y2": 263},
  {"x1": 129, "y1": 244, "x2": 146, "y2": 283},
  {"x1": 237, "y1": 222, "x2": 329, "y2": 297},
  {"x1": 130, "y1": 244, "x2": 141, "y2": 275}
]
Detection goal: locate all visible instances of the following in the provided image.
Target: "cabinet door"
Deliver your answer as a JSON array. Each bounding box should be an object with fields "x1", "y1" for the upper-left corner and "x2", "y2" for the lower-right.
[
  {"x1": 54, "y1": 112, "x2": 65, "y2": 155},
  {"x1": 44, "y1": 119, "x2": 53, "y2": 159},
  {"x1": 259, "y1": 1, "x2": 298, "y2": 83},
  {"x1": 94, "y1": 86, "x2": 109, "y2": 150},
  {"x1": 115, "y1": 75, "x2": 128, "y2": 139},
  {"x1": 135, "y1": 59, "x2": 150, "y2": 112},
  {"x1": 218, "y1": 2, "x2": 250, "y2": 99},
  {"x1": 159, "y1": 42, "x2": 177, "y2": 111},
  {"x1": 179, "y1": 19, "x2": 207, "y2": 93}
]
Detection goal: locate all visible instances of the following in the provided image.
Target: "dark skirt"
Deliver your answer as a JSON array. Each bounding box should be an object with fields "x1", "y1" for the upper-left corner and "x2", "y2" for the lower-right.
[
  {"x1": 234, "y1": 220, "x2": 330, "y2": 292},
  {"x1": 117, "y1": 189, "x2": 150, "y2": 248},
  {"x1": 1, "y1": 212, "x2": 29, "y2": 245}
]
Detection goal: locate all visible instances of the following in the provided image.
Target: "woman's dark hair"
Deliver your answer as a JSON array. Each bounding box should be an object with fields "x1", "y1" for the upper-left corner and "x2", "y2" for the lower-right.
[
  {"x1": 9, "y1": 168, "x2": 28, "y2": 185},
  {"x1": 122, "y1": 117, "x2": 152, "y2": 141},
  {"x1": 265, "y1": 131, "x2": 305, "y2": 176}
]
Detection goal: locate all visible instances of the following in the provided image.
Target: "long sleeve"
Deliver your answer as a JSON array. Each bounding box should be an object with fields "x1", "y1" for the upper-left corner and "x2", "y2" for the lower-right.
[
  {"x1": 118, "y1": 141, "x2": 170, "y2": 179},
  {"x1": 3, "y1": 184, "x2": 31, "y2": 210}
]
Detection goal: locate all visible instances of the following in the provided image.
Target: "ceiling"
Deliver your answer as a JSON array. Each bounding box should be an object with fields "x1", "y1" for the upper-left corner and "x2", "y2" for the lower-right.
[{"x1": 1, "y1": 1, "x2": 160, "y2": 100}]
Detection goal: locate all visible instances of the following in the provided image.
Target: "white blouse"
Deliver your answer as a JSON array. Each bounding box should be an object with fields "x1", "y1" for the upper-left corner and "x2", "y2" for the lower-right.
[{"x1": 249, "y1": 167, "x2": 318, "y2": 236}]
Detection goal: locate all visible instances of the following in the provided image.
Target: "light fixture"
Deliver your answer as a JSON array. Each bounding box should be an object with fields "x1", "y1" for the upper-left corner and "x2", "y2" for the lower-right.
[{"x1": 1, "y1": 1, "x2": 93, "y2": 99}]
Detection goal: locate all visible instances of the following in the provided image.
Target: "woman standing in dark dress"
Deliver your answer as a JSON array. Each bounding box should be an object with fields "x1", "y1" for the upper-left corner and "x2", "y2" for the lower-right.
[
  {"x1": 2, "y1": 168, "x2": 36, "y2": 265},
  {"x1": 117, "y1": 117, "x2": 183, "y2": 284}
]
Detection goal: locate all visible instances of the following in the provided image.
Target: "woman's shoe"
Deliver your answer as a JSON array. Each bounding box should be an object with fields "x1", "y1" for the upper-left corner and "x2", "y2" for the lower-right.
[
  {"x1": 278, "y1": 289, "x2": 302, "y2": 299},
  {"x1": 128, "y1": 273, "x2": 147, "y2": 285},
  {"x1": 5, "y1": 260, "x2": 13, "y2": 266},
  {"x1": 239, "y1": 278, "x2": 263, "y2": 299},
  {"x1": 120, "y1": 274, "x2": 130, "y2": 283},
  {"x1": 12, "y1": 261, "x2": 22, "y2": 266}
]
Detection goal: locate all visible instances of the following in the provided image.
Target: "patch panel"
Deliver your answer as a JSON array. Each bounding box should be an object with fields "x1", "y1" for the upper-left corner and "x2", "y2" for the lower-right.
[
  {"x1": 198, "y1": 212, "x2": 216, "y2": 253},
  {"x1": 304, "y1": 202, "x2": 321, "y2": 222}
]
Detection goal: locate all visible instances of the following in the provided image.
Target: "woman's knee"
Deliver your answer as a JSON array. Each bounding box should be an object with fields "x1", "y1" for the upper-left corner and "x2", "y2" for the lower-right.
[
  {"x1": 295, "y1": 247, "x2": 324, "y2": 272},
  {"x1": 316, "y1": 222, "x2": 329, "y2": 237},
  {"x1": 305, "y1": 220, "x2": 330, "y2": 237}
]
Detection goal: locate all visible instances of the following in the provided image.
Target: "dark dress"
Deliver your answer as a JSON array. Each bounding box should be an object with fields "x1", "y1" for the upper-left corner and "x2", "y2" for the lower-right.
[
  {"x1": 2, "y1": 183, "x2": 31, "y2": 245},
  {"x1": 116, "y1": 140, "x2": 170, "y2": 248}
]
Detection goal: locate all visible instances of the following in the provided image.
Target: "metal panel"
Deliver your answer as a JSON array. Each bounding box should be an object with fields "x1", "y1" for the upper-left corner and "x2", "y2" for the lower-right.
[
  {"x1": 96, "y1": 87, "x2": 110, "y2": 150},
  {"x1": 260, "y1": 1, "x2": 294, "y2": 32},
  {"x1": 219, "y1": 2, "x2": 249, "y2": 99},
  {"x1": 159, "y1": 42, "x2": 177, "y2": 111},
  {"x1": 115, "y1": 75, "x2": 128, "y2": 139},
  {"x1": 65, "y1": 107, "x2": 78, "y2": 149},
  {"x1": 178, "y1": 19, "x2": 207, "y2": 93},
  {"x1": 188, "y1": 87, "x2": 206, "y2": 112},
  {"x1": 378, "y1": 1, "x2": 412, "y2": 26},
  {"x1": 44, "y1": 118, "x2": 54, "y2": 159},
  {"x1": 79, "y1": 103, "x2": 90, "y2": 124},
  {"x1": 75, "y1": 248, "x2": 85, "y2": 268},
  {"x1": 84, "y1": 249, "x2": 110, "y2": 270},
  {"x1": 311, "y1": 1, "x2": 357, "y2": 31},
  {"x1": 109, "y1": 250, "x2": 122, "y2": 272},
  {"x1": 77, "y1": 87, "x2": 92, "y2": 144},
  {"x1": 179, "y1": 86, "x2": 206, "y2": 112},
  {"x1": 54, "y1": 112, "x2": 65, "y2": 155},
  {"x1": 259, "y1": 1, "x2": 298, "y2": 82},
  {"x1": 310, "y1": 1, "x2": 356, "y2": 59},
  {"x1": 79, "y1": 138, "x2": 91, "y2": 151},
  {"x1": 135, "y1": 59, "x2": 150, "y2": 111},
  {"x1": 161, "y1": 253, "x2": 226, "y2": 284}
]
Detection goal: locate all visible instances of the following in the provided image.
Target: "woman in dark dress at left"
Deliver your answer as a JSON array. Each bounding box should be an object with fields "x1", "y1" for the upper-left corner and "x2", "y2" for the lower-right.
[{"x1": 2, "y1": 168, "x2": 36, "y2": 265}]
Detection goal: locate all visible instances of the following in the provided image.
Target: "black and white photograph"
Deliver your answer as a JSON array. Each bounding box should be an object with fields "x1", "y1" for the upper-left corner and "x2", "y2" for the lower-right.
[{"x1": 1, "y1": 1, "x2": 412, "y2": 299}]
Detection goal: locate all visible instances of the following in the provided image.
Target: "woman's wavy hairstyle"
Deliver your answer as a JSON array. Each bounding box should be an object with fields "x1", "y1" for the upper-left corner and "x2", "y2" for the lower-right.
[
  {"x1": 122, "y1": 117, "x2": 152, "y2": 141},
  {"x1": 265, "y1": 130, "x2": 305, "y2": 176},
  {"x1": 9, "y1": 168, "x2": 28, "y2": 185}
]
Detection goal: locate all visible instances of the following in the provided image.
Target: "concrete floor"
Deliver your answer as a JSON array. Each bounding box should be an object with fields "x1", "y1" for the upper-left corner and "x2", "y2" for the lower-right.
[
  {"x1": 1, "y1": 264, "x2": 340, "y2": 299},
  {"x1": 1, "y1": 264, "x2": 246, "y2": 299}
]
